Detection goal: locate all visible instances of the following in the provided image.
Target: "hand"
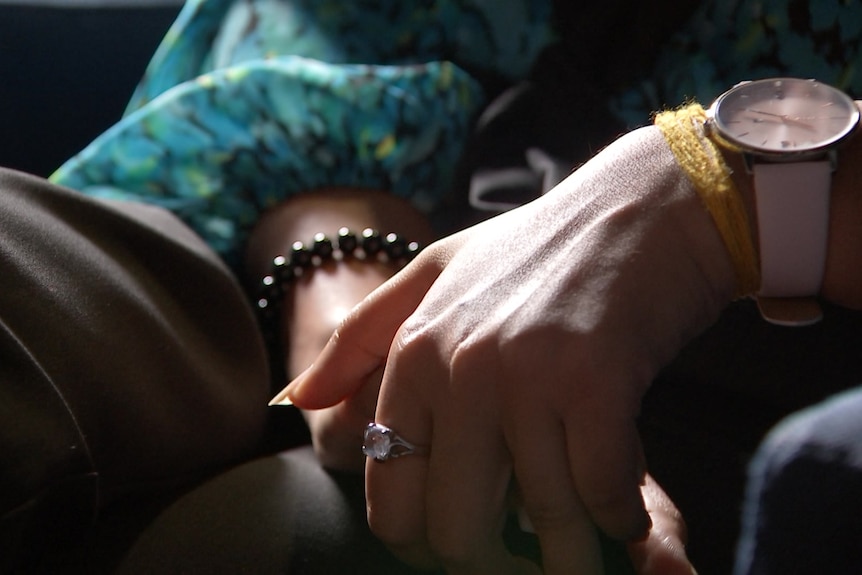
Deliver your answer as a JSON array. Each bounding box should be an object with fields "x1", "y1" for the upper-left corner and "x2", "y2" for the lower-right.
[
  {"x1": 628, "y1": 475, "x2": 695, "y2": 575},
  {"x1": 515, "y1": 473, "x2": 694, "y2": 575},
  {"x1": 278, "y1": 256, "x2": 403, "y2": 473},
  {"x1": 253, "y1": 188, "x2": 437, "y2": 473},
  {"x1": 295, "y1": 365, "x2": 383, "y2": 472},
  {"x1": 283, "y1": 126, "x2": 735, "y2": 573}
]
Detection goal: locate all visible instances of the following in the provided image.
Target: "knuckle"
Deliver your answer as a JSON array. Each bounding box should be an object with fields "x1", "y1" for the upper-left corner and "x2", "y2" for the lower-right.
[
  {"x1": 448, "y1": 331, "x2": 496, "y2": 371},
  {"x1": 390, "y1": 321, "x2": 432, "y2": 358},
  {"x1": 330, "y1": 305, "x2": 358, "y2": 341},
  {"x1": 412, "y1": 240, "x2": 451, "y2": 271}
]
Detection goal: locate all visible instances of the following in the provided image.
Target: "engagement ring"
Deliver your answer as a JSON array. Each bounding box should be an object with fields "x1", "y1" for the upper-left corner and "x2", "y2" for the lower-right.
[{"x1": 362, "y1": 422, "x2": 428, "y2": 461}]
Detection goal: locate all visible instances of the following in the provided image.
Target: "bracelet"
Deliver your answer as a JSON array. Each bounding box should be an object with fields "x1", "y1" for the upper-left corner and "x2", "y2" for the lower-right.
[
  {"x1": 654, "y1": 102, "x2": 760, "y2": 297},
  {"x1": 254, "y1": 227, "x2": 422, "y2": 371}
]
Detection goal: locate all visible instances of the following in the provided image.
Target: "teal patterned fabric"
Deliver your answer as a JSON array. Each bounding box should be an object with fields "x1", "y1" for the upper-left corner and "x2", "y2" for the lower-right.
[
  {"x1": 51, "y1": 0, "x2": 555, "y2": 268},
  {"x1": 613, "y1": 0, "x2": 862, "y2": 127},
  {"x1": 52, "y1": 0, "x2": 862, "y2": 268}
]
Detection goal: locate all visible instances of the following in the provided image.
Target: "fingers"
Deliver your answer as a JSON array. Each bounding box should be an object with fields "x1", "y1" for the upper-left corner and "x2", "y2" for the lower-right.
[
  {"x1": 364, "y1": 322, "x2": 648, "y2": 574},
  {"x1": 567, "y1": 411, "x2": 650, "y2": 541},
  {"x1": 499, "y1": 362, "x2": 641, "y2": 575},
  {"x1": 302, "y1": 365, "x2": 383, "y2": 472},
  {"x1": 508, "y1": 413, "x2": 604, "y2": 575},
  {"x1": 277, "y1": 248, "x2": 447, "y2": 409},
  {"x1": 627, "y1": 475, "x2": 696, "y2": 575},
  {"x1": 422, "y1": 381, "x2": 514, "y2": 573},
  {"x1": 364, "y1": 342, "x2": 437, "y2": 568},
  {"x1": 506, "y1": 365, "x2": 648, "y2": 554},
  {"x1": 367, "y1": 337, "x2": 526, "y2": 575}
]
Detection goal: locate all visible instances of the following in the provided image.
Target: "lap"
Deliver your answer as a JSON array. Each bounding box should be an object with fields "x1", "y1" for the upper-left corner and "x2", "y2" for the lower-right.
[{"x1": 0, "y1": 168, "x2": 270, "y2": 568}]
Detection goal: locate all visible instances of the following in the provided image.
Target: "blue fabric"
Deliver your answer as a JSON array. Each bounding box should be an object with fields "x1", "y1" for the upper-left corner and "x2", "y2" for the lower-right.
[
  {"x1": 50, "y1": 0, "x2": 554, "y2": 268},
  {"x1": 735, "y1": 386, "x2": 862, "y2": 575},
  {"x1": 49, "y1": 0, "x2": 862, "y2": 268}
]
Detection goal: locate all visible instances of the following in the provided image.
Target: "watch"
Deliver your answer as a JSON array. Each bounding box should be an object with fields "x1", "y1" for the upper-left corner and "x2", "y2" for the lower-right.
[{"x1": 707, "y1": 77, "x2": 860, "y2": 325}]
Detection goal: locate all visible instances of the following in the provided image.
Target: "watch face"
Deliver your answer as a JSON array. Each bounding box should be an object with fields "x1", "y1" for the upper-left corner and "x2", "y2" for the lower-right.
[{"x1": 711, "y1": 78, "x2": 860, "y2": 156}]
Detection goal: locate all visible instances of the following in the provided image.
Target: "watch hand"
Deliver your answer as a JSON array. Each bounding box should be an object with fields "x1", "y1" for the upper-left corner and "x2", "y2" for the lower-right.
[{"x1": 746, "y1": 108, "x2": 817, "y2": 131}]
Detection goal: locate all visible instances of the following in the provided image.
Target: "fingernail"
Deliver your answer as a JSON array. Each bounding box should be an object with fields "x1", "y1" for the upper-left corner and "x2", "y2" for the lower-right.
[
  {"x1": 268, "y1": 386, "x2": 294, "y2": 406},
  {"x1": 268, "y1": 365, "x2": 312, "y2": 406}
]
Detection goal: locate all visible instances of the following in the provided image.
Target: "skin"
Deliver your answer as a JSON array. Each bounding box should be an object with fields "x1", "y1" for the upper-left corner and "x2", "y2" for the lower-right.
[
  {"x1": 246, "y1": 187, "x2": 435, "y2": 470},
  {"x1": 271, "y1": 127, "x2": 715, "y2": 574},
  {"x1": 266, "y1": 107, "x2": 862, "y2": 573}
]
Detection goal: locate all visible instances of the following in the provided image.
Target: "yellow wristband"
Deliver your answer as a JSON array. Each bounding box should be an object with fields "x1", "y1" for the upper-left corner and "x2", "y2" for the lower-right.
[{"x1": 654, "y1": 103, "x2": 760, "y2": 297}]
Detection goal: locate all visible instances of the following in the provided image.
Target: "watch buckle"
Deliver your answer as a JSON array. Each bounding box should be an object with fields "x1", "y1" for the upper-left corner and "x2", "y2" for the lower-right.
[{"x1": 756, "y1": 296, "x2": 823, "y2": 326}]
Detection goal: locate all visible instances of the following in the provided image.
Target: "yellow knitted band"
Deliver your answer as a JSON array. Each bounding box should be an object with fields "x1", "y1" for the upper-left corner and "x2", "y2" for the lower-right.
[{"x1": 654, "y1": 103, "x2": 760, "y2": 297}]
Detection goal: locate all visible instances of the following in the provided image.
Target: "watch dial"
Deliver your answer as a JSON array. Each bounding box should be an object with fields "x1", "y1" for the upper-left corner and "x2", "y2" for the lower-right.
[{"x1": 712, "y1": 78, "x2": 859, "y2": 155}]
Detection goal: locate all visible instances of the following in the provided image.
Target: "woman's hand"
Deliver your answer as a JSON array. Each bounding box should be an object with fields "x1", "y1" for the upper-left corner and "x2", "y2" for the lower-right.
[
  {"x1": 282, "y1": 126, "x2": 735, "y2": 573},
  {"x1": 250, "y1": 188, "x2": 436, "y2": 472},
  {"x1": 296, "y1": 365, "x2": 383, "y2": 472},
  {"x1": 628, "y1": 475, "x2": 695, "y2": 575}
]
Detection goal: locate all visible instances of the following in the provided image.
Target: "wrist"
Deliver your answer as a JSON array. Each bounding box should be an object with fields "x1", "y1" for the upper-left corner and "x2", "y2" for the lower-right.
[
  {"x1": 544, "y1": 125, "x2": 740, "y2": 310},
  {"x1": 245, "y1": 188, "x2": 435, "y2": 283},
  {"x1": 820, "y1": 102, "x2": 862, "y2": 310},
  {"x1": 642, "y1": 125, "x2": 741, "y2": 308},
  {"x1": 654, "y1": 104, "x2": 760, "y2": 298}
]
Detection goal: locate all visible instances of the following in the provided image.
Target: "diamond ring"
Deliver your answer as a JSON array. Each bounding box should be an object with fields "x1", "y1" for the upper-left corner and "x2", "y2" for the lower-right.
[{"x1": 362, "y1": 422, "x2": 429, "y2": 461}]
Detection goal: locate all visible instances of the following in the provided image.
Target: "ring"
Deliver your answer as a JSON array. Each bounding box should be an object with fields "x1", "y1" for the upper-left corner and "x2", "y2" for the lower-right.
[{"x1": 362, "y1": 422, "x2": 429, "y2": 461}]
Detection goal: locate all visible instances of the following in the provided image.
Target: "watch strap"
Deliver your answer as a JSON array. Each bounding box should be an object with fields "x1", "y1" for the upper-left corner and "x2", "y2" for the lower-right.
[
  {"x1": 754, "y1": 160, "x2": 831, "y2": 296},
  {"x1": 753, "y1": 160, "x2": 831, "y2": 325}
]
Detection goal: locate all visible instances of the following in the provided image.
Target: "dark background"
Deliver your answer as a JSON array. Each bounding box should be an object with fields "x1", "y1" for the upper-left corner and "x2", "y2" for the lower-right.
[{"x1": 0, "y1": 1, "x2": 182, "y2": 178}]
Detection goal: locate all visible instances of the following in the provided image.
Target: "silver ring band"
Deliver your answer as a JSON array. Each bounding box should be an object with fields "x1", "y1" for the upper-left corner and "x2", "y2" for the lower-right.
[{"x1": 362, "y1": 422, "x2": 429, "y2": 461}]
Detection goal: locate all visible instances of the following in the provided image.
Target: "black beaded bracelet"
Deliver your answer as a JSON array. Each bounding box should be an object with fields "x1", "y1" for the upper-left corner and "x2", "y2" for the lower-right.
[{"x1": 254, "y1": 227, "x2": 422, "y2": 370}]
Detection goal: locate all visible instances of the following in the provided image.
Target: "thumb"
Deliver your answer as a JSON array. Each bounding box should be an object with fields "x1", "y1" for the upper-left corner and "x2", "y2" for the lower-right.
[
  {"x1": 269, "y1": 249, "x2": 447, "y2": 409},
  {"x1": 626, "y1": 475, "x2": 696, "y2": 575}
]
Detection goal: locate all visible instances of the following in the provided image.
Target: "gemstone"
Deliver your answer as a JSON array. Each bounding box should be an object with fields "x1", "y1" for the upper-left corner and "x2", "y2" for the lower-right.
[{"x1": 362, "y1": 424, "x2": 392, "y2": 460}]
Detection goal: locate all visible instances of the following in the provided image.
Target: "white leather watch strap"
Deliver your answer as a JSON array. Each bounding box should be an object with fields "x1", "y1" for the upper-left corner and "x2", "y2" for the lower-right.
[{"x1": 753, "y1": 160, "x2": 831, "y2": 325}]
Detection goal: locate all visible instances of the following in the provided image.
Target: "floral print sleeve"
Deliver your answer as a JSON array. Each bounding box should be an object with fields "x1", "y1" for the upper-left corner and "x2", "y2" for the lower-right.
[
  {"x1": 612, "y1": 0, "x2": 862, "y2": 127},
  {"x1": 50, "y1": 0, "x2": 554, "y2": 268}
]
